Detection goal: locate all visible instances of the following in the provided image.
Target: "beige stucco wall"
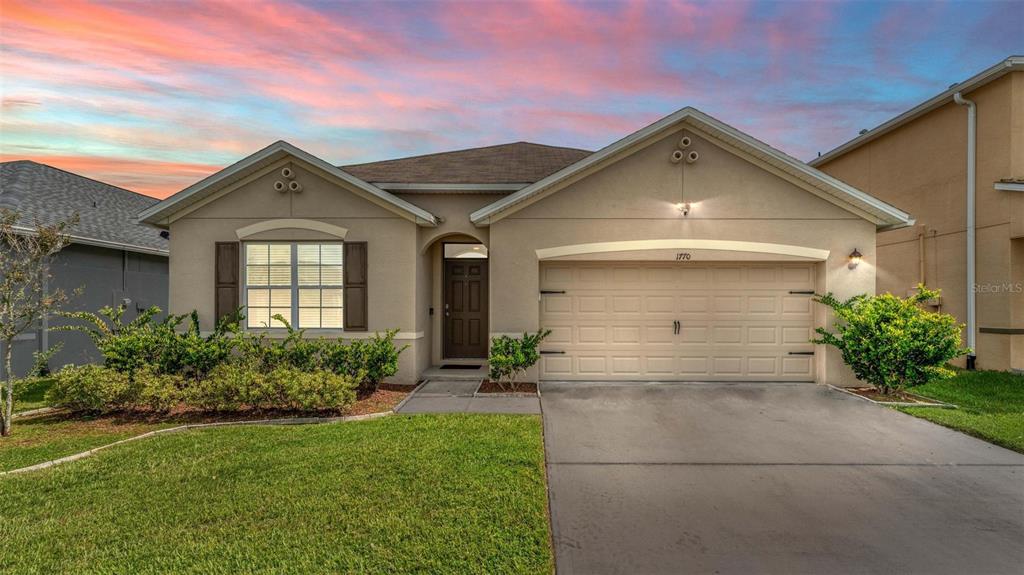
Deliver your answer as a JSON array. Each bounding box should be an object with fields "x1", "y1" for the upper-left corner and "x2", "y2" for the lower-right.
[
  {"x1": 167, "y1": 158, "x2": 425, "y2": 384},
  {"x1": 487, "y1": 128, "x2": 877, "y2": 386},
  {"x1": 393, "y1": 193, "x2": 496, "y2": 366},
  {"x1": 817, "y1": 71, "x2": 1023, "y2": 371}
]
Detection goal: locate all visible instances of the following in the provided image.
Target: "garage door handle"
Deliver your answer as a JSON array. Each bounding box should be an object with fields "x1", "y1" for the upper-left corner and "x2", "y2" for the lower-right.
[
  {"x1": 673, "y1": 320, "x2": 680, "y2": 335},
  {"x1": 788, "y1": 351, "x2": 815, "y2": 355},
  {"x1": 540, "y1": 290, "x2": 566, "y2": 295},
  {"x1": 540, "y1": 350, "x2": 566, "y2": 355},
  {"x1": 788, "y1": 290, "x2": 815, "y2": 295}
]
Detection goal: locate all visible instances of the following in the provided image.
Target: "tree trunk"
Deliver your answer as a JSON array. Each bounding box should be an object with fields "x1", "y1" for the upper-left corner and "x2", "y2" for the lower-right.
[{"x1": 2, "y1": 340, "x2": 13, "y2": 436}]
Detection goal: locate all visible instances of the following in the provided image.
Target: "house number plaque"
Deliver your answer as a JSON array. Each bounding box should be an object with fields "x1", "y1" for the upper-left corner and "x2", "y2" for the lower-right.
[{"x1": 675, "y1": 252, "x2": 692, "y2": 261}]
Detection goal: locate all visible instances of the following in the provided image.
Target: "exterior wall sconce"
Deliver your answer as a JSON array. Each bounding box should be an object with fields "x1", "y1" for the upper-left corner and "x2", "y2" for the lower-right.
[
  {"x1": 848, "y1": 248, "x2": 863, "y2": 269},
  {"x1": 675, "y1": 202, "x2": 690, "y2": 216}
]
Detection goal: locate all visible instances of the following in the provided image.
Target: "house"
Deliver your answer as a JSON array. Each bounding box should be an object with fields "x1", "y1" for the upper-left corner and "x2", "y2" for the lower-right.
[
  {"x1": 140, "y1": 107, "x2": 913, "y2": 386},
  {"x1": 812, "y1": 56, "x2": 1024, "y2": 373},
  {"x1": 0, "y1": 161, "x2": 169, "y2": 377}
]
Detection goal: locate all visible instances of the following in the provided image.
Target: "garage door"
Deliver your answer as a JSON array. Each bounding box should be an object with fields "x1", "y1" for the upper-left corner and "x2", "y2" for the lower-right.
[{"x1": 539, "y1": 262, "x2": 816, "y2": 381}]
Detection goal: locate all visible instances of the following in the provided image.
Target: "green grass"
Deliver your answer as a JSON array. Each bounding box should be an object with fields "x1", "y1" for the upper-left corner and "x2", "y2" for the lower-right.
[
  {"x1": 12, "y1": 376, "x2": 53, "y2": 413},
  {"x1": 900, "y1": 369, "x2": 1024, "y2": 453},
  {"x1": 0, "y1": 412, "x2": 172, "y2": 472},
  {"x1": 0, "y1": 414, "x2": 552, "y2": 574}
]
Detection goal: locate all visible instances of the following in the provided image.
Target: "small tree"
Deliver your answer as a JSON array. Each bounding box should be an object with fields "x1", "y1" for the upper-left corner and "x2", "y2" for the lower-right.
[
  {"x1": 0, "y1": 209, "x2": 76, "y2": 435},
  {"x1": 488, "y1": 330, "x2": 550, "y2": 392},
  {"x1": 812, "y1": 286, "x2": 968, "y2": 395}
]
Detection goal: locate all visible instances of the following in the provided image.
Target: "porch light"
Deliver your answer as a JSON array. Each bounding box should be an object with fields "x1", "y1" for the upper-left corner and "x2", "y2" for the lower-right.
[
  {"x1": 848, "y1": 248, "x2": 863, "y2": 269},
  {"x1": 676, "y1": 202, "x2": 690, "y2": 216}
]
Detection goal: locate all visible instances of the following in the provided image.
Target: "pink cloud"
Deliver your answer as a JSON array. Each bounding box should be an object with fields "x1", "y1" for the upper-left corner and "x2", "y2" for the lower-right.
[{"x1": 0, "y1": 153, "x2": 222, "y2": 198}]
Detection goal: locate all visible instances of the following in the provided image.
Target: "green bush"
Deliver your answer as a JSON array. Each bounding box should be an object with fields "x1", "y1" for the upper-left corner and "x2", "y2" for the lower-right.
[
  {"x1": 813, "y1": 286, "x2": 968, "y2": 394},
  {"x1": 59, "y1": 305, "x2": 239, "y2": 378},
  {"x1": 47, "y1": 365, "x2": 138, "y2": 413},
  {"x1": 488, "y1": 330, "x2": 551, "y2": 392},
  {"x1": 135, "y1": 366, "x2": 186, "y2": 412},
  {"x1": 328, "y1": 330, "x2": 406, "y2": 393},
  {"x1": 190, "y1": 363, "x2": 261, "y2": 411},
  {"x1": 265, "y1": 366, "x2": 358, "y2": 411},
  {"x1": 153, "y1": 311, "x2": 238, "y2": 380}
]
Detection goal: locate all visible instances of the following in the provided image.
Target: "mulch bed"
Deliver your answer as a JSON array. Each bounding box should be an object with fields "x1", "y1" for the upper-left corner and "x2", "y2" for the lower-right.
[
  {"x1": 476, "y1": 381, "x2": 538, "y2": 394},
  {"x1": 27, "y1": 385, "x2": 414, "y2": 425},
  {"x1": 845, "y1": 387, "x2": 943, "y2": 405}
]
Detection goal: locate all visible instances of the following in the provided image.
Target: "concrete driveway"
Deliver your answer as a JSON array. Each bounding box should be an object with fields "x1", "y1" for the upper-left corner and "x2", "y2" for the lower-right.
[{"x1": 541, "y1": 382, "x2": 1024, "y2": 574}]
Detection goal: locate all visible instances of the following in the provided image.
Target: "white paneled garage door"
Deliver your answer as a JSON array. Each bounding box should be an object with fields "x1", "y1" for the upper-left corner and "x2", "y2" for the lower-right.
[{"x1": 539, "y1": 262, "x2": 817, "y2": 381}]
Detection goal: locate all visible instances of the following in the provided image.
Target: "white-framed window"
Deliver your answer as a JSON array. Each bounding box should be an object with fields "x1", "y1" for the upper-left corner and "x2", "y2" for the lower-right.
[{"x1": 244, "y1": 242, "x2": 344, "y2": 329}]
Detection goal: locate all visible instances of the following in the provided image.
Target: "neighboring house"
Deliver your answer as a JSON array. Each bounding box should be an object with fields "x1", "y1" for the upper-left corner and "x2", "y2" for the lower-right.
[
  {"x1": 140, "y1": 107, "x2": 912, "y2": 386},
  {"x1": 0, "y1": 161, "x2": 169, "y2": 377},
  {"x1": 812, "y1": 56, "x2": 1023, "y2": 373}
]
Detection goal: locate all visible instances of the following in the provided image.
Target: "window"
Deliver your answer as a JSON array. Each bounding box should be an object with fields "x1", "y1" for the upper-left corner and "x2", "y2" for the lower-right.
[{"x1": 244, "y1": 243, "x2": 343, "y2": 329}]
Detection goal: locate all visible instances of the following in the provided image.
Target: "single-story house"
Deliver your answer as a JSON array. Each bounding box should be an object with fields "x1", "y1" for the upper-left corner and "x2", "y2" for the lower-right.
[
  {"x1": 0, "y1": 160, "x2": 169, "y2": 378},
  {"x1": 140, "y1": 107, "x2": 913, "y2": 386}
]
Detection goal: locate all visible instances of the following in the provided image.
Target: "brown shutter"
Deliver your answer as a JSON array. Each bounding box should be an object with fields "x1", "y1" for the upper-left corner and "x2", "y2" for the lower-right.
[
  {"x1": 344, "y1": 241, "x2": 368, "y2": 331},
  {"x1": 214, "y1": 242, "x2": 240, "y2": 323}
]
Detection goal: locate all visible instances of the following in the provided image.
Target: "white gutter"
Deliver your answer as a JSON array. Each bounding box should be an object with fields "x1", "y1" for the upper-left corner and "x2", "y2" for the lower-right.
[
  {"x1": 12, "y1": 225, "x2": 169, "y2": 256},
  {"x1": 954, "y1": 92, "x2": 977, "y2": 370}
]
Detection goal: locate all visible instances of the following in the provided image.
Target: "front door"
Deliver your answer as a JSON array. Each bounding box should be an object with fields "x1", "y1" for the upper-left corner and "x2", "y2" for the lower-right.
[{"x1": 444, "y1": 259, "x2": 488, "y2": 358}]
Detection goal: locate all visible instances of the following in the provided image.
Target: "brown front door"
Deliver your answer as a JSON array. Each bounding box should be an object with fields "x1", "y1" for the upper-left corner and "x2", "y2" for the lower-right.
[{"x1": 444, "y1": 259, "x2": 488, "y2": 358}]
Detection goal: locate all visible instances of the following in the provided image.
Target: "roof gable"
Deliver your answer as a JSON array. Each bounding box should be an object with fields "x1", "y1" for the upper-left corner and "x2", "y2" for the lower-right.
[
  {"x1": 139, "y1": 142, "x2": 438, "y2": 227},
  {"x1": 341, "y1": 142, "x2": 591, "y2": 185},
  {"x1": 0, "y1": 160, "x2": 168, "y2": 255},
  {"x1": 470, "y1": 107, "x2": 914, "y2": 230}
]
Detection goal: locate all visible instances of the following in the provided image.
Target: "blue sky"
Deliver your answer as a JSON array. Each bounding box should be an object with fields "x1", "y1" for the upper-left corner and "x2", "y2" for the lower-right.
[{"x1": 1, "y1": 0, "x2": 1020, "y2": 196}]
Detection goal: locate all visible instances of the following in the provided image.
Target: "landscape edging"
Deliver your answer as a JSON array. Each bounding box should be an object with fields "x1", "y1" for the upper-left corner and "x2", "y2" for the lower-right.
[
  {"x1": 826, "y1": 384, "x2": 957, "y2": 409},
  {"x1": 1, "y1": 410, "x2": 393, "y2": 477}
]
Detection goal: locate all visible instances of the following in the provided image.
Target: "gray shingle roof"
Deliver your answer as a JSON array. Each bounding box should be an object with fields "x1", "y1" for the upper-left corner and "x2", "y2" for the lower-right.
[
  {"x1": 0, "y1": 160, "x2": 168, "y2": 254},
  {"x1": 341, "y1": 141, "x2": 593, "y2": 184}
]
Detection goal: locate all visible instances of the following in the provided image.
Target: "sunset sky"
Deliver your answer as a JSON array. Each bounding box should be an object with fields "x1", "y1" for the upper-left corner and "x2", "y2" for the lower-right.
[{"x1": 1, "y1": 0, "x2": 1020, "y2": 198}]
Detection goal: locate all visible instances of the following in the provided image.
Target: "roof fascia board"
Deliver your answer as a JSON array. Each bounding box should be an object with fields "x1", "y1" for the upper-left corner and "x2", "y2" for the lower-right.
[
  {"x1": 12, "y1": 226, "x2": 168, "y2": 256},
  {"x1": 139, "y1": 141, "x2": 437, "y2": 227},
  {"x1": 994, "y1": 182, "x2": 1024, "y2": 192},
  {"x1": 810, "y1": 56, "x2": 1023, "y2": 167},
  {"x1": 470, "y1": 109, "x2": 690, "y2": 225}
]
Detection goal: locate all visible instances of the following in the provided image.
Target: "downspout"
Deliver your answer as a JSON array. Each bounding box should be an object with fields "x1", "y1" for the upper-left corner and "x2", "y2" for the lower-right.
[{"x1": 953, "y1": 92, "x2": 977, "y2": 370}]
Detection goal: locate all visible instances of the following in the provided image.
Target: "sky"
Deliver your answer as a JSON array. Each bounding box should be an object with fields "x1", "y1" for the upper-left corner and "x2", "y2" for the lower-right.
[{"x1": 1, "y1": 0, "x2": 1021, "y2": 198}]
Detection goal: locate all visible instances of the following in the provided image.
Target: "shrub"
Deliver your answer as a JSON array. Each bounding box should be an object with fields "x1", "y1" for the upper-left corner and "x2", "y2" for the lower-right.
[
  {"x1": 265, "y1": 366, "x2": 358, "y2": 411},
  {"x1": 813, "y1": 286, "x2": 968, "y2": 394},
  {"x1": 329, "y1": 330, "x2": 406, "y2": 393},
  {"x1": 190, "y1": 363, "x2": 261, "y2": 411},
  {"x1": 488, "y1": 330, "x2": 551, "y2": 392},
  {"x1": 153, "y1": 311, "x2": 237, "y2": 380},
  {"x1": 135, "y1": 365, "x2": 186, "y2": 412},
  {"x1": 234, "y1": 315, "x2": 324, "y2": 372},
  {"x1": 47, "y1": 365, "x2": 138, "y2": 413},
  {"x1": 58, "y1": 305, "x2": 163, "y2": 374}
]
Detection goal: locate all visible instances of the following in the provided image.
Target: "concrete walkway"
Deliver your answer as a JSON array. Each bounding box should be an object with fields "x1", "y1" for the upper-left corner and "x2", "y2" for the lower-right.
[
  {"x1": 394, "y1": 379, "x2": 540, "y2": 414},
  {"x1": 541, "y1": 382, "x2": 1024, "y2": 575}
]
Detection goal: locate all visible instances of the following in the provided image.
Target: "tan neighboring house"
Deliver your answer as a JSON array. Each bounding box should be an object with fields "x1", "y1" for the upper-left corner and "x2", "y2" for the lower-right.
[
  {"x1": 812, "y1": 56, "x2": 1024, "y2": 373},
  {"x1": 140, "y1": 108, "x2": 912, "y2": 385}
]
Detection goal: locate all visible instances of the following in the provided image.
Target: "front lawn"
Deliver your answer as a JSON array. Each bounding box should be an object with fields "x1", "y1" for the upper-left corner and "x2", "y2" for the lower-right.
[
  {"x1": 0, "y1": 412, "x2": 173, "y2": 472},
  {"x1": 900, "y1": 369, "x2": 1024, "y2": 453},
  {"x1": 0, "y1": 414, "x2": 552, "y2": 574}
]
